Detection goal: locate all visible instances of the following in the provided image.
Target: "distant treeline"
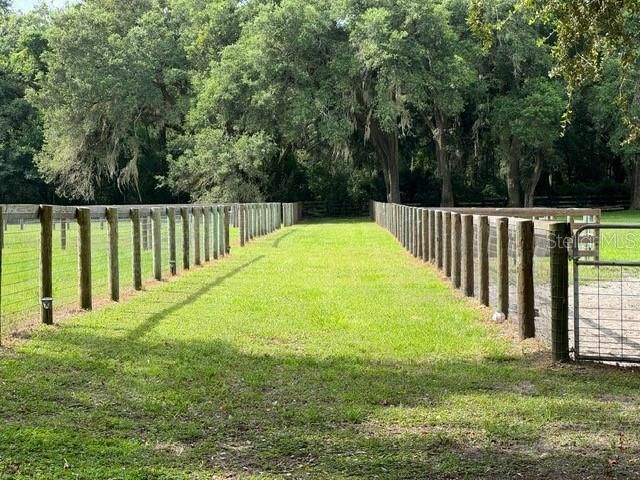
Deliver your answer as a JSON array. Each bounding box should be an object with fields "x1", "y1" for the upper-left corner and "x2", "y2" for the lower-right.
[{"x1": 0, "y1": 0, "x2": 638, "y2": 207}]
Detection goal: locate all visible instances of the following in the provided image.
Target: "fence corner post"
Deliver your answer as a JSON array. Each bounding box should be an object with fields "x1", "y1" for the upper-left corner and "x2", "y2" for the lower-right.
[{"x1": 550, "y1": 222, "x2": 570, "y2": 361}]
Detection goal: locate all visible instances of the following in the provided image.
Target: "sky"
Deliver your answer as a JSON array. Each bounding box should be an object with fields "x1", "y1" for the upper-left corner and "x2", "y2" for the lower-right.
[{"x1": 11, "y1": 0, "x2": 70, "y2": 12}]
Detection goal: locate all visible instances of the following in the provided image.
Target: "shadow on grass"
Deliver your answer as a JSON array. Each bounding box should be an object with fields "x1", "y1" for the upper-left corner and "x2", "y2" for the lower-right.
[
  {"x1": 127, "y1": 256, "x2": 265, "y2": 341},
  {"x1": 2, "y1": 326, "x2": 640, "y2": 478},
  {"x1": 272, "y1": 229, "x2": 297, "y2": 248}
]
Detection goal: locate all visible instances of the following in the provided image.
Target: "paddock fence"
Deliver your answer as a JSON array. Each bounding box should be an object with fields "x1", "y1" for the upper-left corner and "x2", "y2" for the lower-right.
[
  {"x1": 370, "y1": 201, "x2": 601, "y2": 362},
  {"x1": 0, "y1": 202, "x2": 302, "y2": 344}
]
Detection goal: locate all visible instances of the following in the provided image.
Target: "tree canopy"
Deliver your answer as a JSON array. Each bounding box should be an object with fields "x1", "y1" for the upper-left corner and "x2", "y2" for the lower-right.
[{"x1": 1, "y1": 0, "x2": 639, "y2": 207}]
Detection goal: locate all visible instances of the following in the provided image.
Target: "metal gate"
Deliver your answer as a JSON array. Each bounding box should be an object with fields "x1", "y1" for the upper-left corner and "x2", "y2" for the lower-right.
[{"x1": 572, "y1": 224, "x2": 640, "y2": 363}]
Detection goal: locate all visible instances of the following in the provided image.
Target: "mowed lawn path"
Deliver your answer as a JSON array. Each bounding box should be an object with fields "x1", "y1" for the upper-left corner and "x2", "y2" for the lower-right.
[{"x1": 1, "y1": 220, "x2": 640, "y2": 479}]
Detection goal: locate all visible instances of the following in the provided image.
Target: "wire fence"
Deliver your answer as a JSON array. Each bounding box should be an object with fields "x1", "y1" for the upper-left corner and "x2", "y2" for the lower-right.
[
  {"x1": 0, "y1": 202, "x2": 302, "y2": 345},
  {"x1": 371, "y1": 202, "x2": 576, "y2": 361}
]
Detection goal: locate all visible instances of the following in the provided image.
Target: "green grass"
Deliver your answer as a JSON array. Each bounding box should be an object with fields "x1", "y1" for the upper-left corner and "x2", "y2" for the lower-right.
[
  {"x1": 599, "y1": 210, "x2": 640, "y2": 262},
  {"x1": 0, "y1": 218, "x2": 237, "y2": 338},
  {"x1": 1, "y1": 219, "x2": 640, "y2": 479}
]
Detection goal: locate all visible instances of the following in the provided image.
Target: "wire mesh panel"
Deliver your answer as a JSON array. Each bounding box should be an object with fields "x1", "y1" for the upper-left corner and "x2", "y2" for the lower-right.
[
  {"x1": 52, "y1": 213, "x2": 79, "y2": 318},
  {"x1": 90, "y1": 212, "x2": 111, "y2": 303},
  {"x1": 117, "y1": 213, "x2": 135, "y2": 292},
  {"x1": 533, "y1": 226, "x2": 553, "y2": 343},
  {"x1": 0, "y1": 213, "x2": 41, "y2": 341},
  {"x1": 574, "y1": 225, "x2": 640, "y2": 362},
  {"x1": 141, "y1": 212, "x2": 155, "y2": 283}
]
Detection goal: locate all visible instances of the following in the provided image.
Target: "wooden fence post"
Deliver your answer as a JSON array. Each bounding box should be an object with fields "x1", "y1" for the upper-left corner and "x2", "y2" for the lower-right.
[
  {"x1": 478, "y1": 215, "x2": 489, "y2": 306},
  {"x1": 461, "y1": 214, "x2": 474, "y2": 297},
  {"x1": 224, "y1": 206, "x2": 231, "y2": 254},
  {"x1": 168, "y1": 207, "x2": 177, "y2": 275},
  {"x1": 212, "y1": 206, "x2": 219, "y2": 259},
  {"x1": 443, "y1": 212, "x2": 452, "y2": 277},
  {"x1": 107, "y1": 207, "x2": 120, "y2": 301},
  {"x1": 76, "y1": 207, "x2": 92, "y2": 310},
  {"x1": 408, "y1": 207, "x2": 412, "y2": 252},
  {"x1": 416, "y1": 209, "x2": 422, "y2": 258},
  {"x1": 496, "y1": 217, "x2": 509, "y2": 316},
  {"x1": 517, "y1": 219, "x2": 535, "y2": 339},
  {"x1": 240, "y1": 205, "x2": 245, "y2": 247},
  {"x1": 193, "y1": 207, "x2": 202, "y2": 266},
  {"x1": 451, "y1": 212, "x2": 461, "y2": 288},
  {"x1": 130, "y1": 209, "x2": 142, "y2": 290},
  {"x1": 421, "y1": 209, "x2": 428, "y2": 262},
  {"x1": 550, "y1": 222, "x2": 570, "y2": 361},
  {"x1": 152, "y1": 208, "x2": 162, "y2": 280},
  {"x1": 435, "y1": 210, "x2": 443, "y2": 270},
  {"x1": 429, "y1": 210, "x2": 435, "y2": 263},
  {"x1": 252, "y1": 204, "x2": 257, "y2": 237},
  {"x1": 204, "y1": 206, "x2": 211, "y2": 262},
  {"x1": 403, "y1": 207, "x2": 408, "y2": 250},
  {"x1": 407, "y1": 207, "x2": 412, "y2": 252},
  {"x1": 40, "y1": 205, "x2": 53, "y2": 324},
  {"x1": 181, "y1": 207, "x2": 190, "y2": 269}
]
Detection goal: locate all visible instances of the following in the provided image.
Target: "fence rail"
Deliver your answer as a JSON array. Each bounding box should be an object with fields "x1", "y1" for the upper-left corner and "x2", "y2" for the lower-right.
[
  {"x1": 0, "y1": 201, "x2": 303, "y2": 344},
  {"x1": 371, "y1": 201, "x2": 577, "y2": 361}
]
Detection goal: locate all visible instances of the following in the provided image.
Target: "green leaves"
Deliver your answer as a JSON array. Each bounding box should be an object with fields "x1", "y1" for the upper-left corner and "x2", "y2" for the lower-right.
[
  {"x1": 35, "y1": 0, "x2": 189, "y2": 200},
  {"x1": 164, "y1": 129, "x2": 276, "y2": 201}
]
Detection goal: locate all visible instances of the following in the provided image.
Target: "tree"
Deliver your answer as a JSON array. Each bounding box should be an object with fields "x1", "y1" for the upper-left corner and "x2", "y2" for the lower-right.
[
  {"x1": 168, "y1": 0, "x2": 473, "y2": 205},
  {"x1": 472, "y1": 0, "x2": 565, "y2": 207},
  {"x1": 590, "y1": 57, "x2": 640, "y2": 208},
  {"x1": 0, "y1": 5, "x2": 52, "y2": 203},
  {"x1": 345, "y1": 0, "x2": 474, "y2": 205},
  {"x1": 166, "y1": 0, "x2": 353, "y2": 202},
  {"x1": 35, "y1": 0, "x2": 190, "y2": 201}
]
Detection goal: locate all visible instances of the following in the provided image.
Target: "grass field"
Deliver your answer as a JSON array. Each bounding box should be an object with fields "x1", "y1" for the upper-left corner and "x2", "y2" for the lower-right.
[
  {"x1": 0, "y1": 217, "x2": 237, "y2": 339},
  {"x1": 599, "y1": 210, "x2": 640, "y2": 261},
  {"x1": 1, "y1": 219, "x2": 640, "y2": 479}
]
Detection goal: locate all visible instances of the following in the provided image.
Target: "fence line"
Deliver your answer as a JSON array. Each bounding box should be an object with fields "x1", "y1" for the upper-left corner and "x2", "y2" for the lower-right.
[
  {"x1": 371, "y1": 201, "x2": 577, "y2": 361},
  {"x1": 0, "y1": 202, "x2": 303, "y2": 344}
]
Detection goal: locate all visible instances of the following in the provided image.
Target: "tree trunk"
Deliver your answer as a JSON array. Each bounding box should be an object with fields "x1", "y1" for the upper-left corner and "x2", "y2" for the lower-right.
[
  {"x1": 506, "y1": 137, "x2": 522, "y2": 207},
  {"x1": 630, "y1": 157, "x2": 640, "y2": 209},
  {"x1": 427, "y1": 112, "x2": 454, "y2": 207},
  {"x1": 523, "y1": 154, "x2": 544, "y2": 208},
  {"x1": 370, "y1": 120, "x2": 401, "y2": 203}
]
